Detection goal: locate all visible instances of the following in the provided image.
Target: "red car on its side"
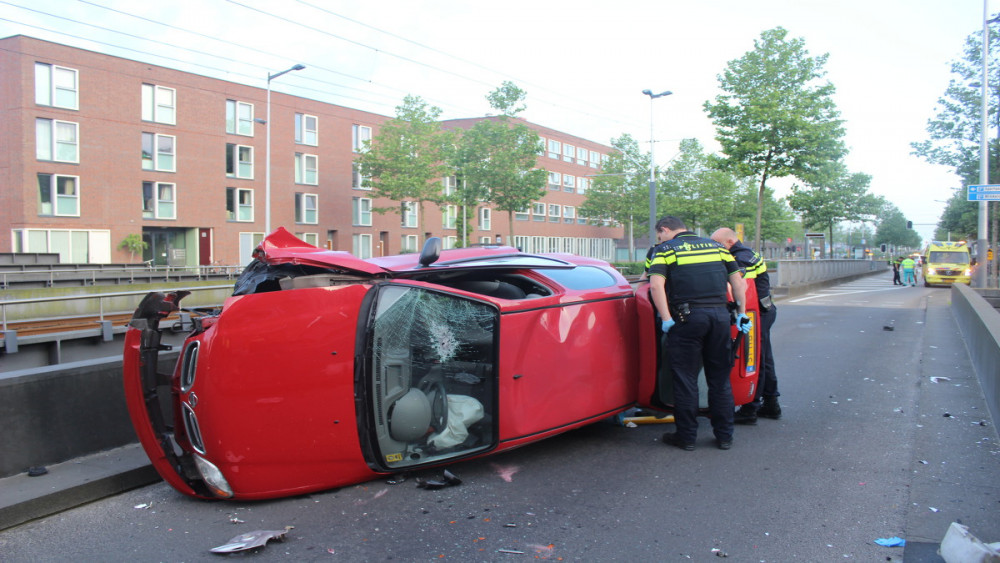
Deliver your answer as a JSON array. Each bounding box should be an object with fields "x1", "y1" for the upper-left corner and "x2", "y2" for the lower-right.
[{"x1": 123, "y1": 228, "x2": 759, "y2": 500}]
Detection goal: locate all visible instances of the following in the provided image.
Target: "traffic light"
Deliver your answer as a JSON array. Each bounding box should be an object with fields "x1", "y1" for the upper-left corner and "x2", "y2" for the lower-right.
[
  {"x1": 880, "y1": 243, "x2": 887, "y2": 252},
  {"x1": 906, "y1": 221, "x2": 913, "y2": 229}
]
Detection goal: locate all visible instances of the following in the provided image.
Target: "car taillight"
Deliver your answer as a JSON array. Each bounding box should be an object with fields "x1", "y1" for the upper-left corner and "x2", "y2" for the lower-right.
[
  {"x1": 181, "y1": 402, "x2": 206, "y2": 454},
  {"x1": 180, "y1": 341, "x2": 199, "y2": 392}
]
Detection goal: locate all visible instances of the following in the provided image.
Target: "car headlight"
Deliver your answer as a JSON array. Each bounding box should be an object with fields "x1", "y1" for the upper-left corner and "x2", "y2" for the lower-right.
[
  {"x1": 926, "y1": 268, "x2": 936, "y2": 275},
  {"x1": 194, "y1": 455, "x2": 234, "y2": 498},
  {"x1": 964, "y1": 268, "x2": 972, "y2": 276}
]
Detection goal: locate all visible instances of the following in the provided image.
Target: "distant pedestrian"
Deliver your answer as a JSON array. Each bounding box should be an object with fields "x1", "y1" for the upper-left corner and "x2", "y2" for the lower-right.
[
  {"x1": 891, "y1": 258, "x2": 901, "y2": 285},
  {"x1": 901, "y1": 256, "x2": 916, "y2": 286}
]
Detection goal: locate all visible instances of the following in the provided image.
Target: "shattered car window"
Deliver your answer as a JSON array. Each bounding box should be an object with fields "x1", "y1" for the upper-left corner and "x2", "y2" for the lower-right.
[{"x1": 367, "y1": 285, "x2": 497, "y2": 469}]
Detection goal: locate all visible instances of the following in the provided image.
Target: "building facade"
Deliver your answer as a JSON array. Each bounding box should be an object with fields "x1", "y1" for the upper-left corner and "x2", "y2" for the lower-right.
[{"x1": 0, "y1": 35, "x2": 621, "y2": 267}]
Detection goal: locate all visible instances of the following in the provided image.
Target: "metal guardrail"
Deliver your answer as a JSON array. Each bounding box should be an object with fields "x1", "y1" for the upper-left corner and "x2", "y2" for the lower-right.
[
  {"x1": 0, "y1": 264, "x2": 242, "y2": 288},
  {"x1": 0, "y1": 285, "x2": 232, "y2": 332}
]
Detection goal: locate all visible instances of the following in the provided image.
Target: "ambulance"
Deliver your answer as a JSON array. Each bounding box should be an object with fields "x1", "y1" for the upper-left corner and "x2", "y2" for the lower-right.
[{"x1": 921, "y1": 241, "x2": 972, "y2": 287}]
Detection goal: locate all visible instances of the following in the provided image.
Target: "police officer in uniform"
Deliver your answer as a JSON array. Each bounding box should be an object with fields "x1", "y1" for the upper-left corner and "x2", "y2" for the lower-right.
[
  {"x1": 711, "y1": 227, "x2": 781, "y2": 423},
  {"x1": 648, "y1": 216, "x2": 751, "y2": 451}
]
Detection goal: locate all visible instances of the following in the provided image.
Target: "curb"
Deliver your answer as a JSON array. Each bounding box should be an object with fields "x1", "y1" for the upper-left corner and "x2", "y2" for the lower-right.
[{"x1": 0, "y1": 443, "x2": 159, "y2": 531}]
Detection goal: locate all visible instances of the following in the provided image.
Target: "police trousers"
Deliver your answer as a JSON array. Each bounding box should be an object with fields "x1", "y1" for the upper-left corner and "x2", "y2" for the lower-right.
[{"x1": 663, "y1": 306, "x2": 734, "y2": 443}]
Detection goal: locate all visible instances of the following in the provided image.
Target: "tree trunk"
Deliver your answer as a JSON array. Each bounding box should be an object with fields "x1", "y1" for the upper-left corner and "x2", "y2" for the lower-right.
[{"x1": 753, "y1": 151, "x2": 773, "y2": 251}]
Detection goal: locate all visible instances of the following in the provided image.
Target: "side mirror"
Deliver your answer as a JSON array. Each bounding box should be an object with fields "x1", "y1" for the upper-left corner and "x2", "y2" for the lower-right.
[{"x1": 419, "y1": 237, "x2": 442, "y2": 267}]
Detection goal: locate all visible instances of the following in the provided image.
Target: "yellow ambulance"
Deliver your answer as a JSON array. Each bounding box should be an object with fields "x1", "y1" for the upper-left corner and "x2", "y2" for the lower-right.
[{"x1": 921, "y1": 241, "x2": 972, "y2": 287}]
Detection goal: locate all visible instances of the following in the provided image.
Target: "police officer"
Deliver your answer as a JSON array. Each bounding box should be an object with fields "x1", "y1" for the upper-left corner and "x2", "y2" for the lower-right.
[
  {"x1": 648, "y1": 216, "x2": 751, "y2": 451},
  {"x1": 711, "y1": 227, "x2": 781, "y2": 423}
]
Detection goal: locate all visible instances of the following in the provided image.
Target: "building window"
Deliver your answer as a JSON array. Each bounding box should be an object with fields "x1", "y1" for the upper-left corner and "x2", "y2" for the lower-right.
[
  {"x1": 548, "y1": 139, "x2": 561, "y2": 159},
  {"x1": 352, "y1": 197, "x2": 372, "y2": 226},
  {"x1": 442, "y1": 176, "x2": 457, "y2": 196},
  {"x1": 548, "y1": 171, "x2": 561, "y2": 189},
  {"x1": 401, "y1": 234, "x2": 418, "y2": 253},
  {"x1": 479, "y1": 207, "x2": 491, "y2": 231},
  {"x1": 590, "y1": 151, "x2": 600, "y2": 169},
  {"x1": 563, "y1": 206, "x2": 576, "y2": 223},
  {"x1": 35, "y1": 63, "x2": 78, "y2": 110},
  {"x1": 563, "y1": 144, "x2": 575, "y2": 163},
  {"x1": 515, "y1": 206, "x2": 529, "y2": 221},
  {"x1": 141, "y1": 132, "x2": 176, "y2": 172},
  {"x1": 37, "y1": 174, "x2": 80, "y2": 217},
  {"x1": 479, "y1": 236, "x2": 492, "y2": 245},
  {"x1": 226, "y1": 187, "x2": 254, "y2": 222},
  {"x1": 141, "y1": 84, "x2": 176, "y2": 125},
  {"x1": 225, "y1": 100, "x2": 254, "y2": 136},
  {"x1": 401, "y1": 201, "x2": 418, "y2": 228},
  {"x1": 352, "y1": 124, "x2": 372, "y2": 152},
  {"x1": 12, "y1": 228, "x2": 107, "y2": 263},
  {"x1": 577, "y1": 147, "x2": 588, "y2": 165},
  {"x1": 296, "y1": 192, "x2": 318, "y2": 224},
  {"x1": 297, "y1": 232, "x2": 319, "y2": 246},
  {"x1": 36, "y1": 118, "x2": 79, "y2": 163},
  {"x1": 142, "y1": 181, "x2": 176, "y2": 220},
  {"x1": 563, "y1": 174, "x2": 575, "y2": 193},
  {"x1": 537, "y1": 137, "x2": 546, "y2": 156},
  {"x1": 295, "y1": 113, "x2": 318, "y2": 145},
  {"x1": 226, "y1": 144, "x2": 254, "y2": 178},
  {"x1": 352, "y1": 233, "x2": 372, "y2": 258},
  {"x1": 532, "y1": 202, "x2": 546, "y2": 222},
  {"x1": 442, "y1": 204, "x2": 458, "y2": 229},
  {"x1": 548, "y1": 203, "x2": 561, "y2": 222},
  {"x1": 577, "y1": 211, "x2": 587, "y2": 225},
  {"x1": 353, "y1": 162, "x2": 370, "y2": 190},
  {"x1": 577, "y1": 177, "x2": 589, "y2": 194},
  {"x1": 443, "y1": 236, "x2": 458, "y2": 250},
  {"x1": 295, "y1": 153, "x2": 318, "y2": 185}
]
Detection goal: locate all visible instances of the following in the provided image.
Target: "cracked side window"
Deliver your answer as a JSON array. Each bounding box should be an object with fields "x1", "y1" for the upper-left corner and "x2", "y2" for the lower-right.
[{"x1": 367, "y1": 285, "x2": 497, "y2": 469}]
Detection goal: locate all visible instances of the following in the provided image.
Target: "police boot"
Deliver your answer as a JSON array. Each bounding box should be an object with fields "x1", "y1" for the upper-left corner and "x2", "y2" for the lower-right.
[
  {"x1": 733, "y1": 403, "x2": 757, "y2": 425},
  {"x1": 758, "y1": 396, "x2": 782, "y2": 419}
]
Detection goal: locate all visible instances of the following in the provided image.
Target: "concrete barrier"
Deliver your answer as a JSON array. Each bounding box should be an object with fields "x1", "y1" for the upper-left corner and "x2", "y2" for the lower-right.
[
  {"x1": 950, "y1": 283, "x2": 1000, "y2": 428},
  {"x1": 0, "y1": 351, "x2": 178, "y2": 478},
  {"x1": 772, "y1": 259, "x2": 889, "y2": 296}
]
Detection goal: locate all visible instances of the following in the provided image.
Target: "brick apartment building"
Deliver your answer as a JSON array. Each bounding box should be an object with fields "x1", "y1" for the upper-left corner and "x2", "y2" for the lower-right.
[{"x1": 0, "y1": 35, "x2": 621, "y2": 267}]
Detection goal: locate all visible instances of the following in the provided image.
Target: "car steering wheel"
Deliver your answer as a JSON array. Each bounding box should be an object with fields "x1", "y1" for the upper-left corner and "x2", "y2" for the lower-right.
[{"x1": 419, "y1": 380, "x2": 448, "y2": 432}]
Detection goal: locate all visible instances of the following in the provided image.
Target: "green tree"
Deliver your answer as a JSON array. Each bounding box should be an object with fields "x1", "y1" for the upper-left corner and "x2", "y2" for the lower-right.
[
  {"x1": 787, "y1": 161, "x2": 883, "y2": 256},
  {"x1": 357, "y1": 95, "x2": 453, "y2": 236},
  {"x1": 705, "y1": 26, "x2": 847, "y2": 251},
  {"x1": 936, "y1": 188, "x2": 979, "y2": 240},
  {"x1": 733, "y1": 182, "x2": 799, "y2": 247},
  {"x1": 911, "y1": 20, "x2": 1000, "y2": 187},
  {"x1": 579, "y1": 133, "x2": 650, "y2": 257},
  {"x1": 453, "y1": 82, "x2": 546, "y2": 241},
  {"x1": 660, "y1": 139, "x2": 741, "y2": 234},
  {"x1": 875, "y1": 203, "x2": 922, "y2": 249},
  {"x1": 911, "y1": 18, "x2": 999, "y2": 279},
  {"x1": 118, "y1": 233, "x2": 148, "y2": 262}
]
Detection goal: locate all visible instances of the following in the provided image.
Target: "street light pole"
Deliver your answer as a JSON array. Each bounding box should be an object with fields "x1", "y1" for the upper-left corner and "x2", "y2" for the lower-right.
[
  {"x1": 265, "y1": 64, "x2": 305, "y2": 235},
  {"x1": 642, "y1": 89, "x2": 672, "y2": 246},
  {"x1": 977, "y1": 3, "x2": 990, "y2": 287}
]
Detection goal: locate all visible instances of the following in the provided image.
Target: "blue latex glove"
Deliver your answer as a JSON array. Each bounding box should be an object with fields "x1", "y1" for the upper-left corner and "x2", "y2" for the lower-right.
[
  {"x1": 661, "y1": 318, "x2": 675, "y2": 333},
  {"x1": 736, "y1": 313, "x2": 752, "y2": 334}
]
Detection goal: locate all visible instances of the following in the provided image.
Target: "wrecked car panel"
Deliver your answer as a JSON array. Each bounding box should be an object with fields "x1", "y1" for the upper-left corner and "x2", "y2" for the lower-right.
[{"x1": 122, "y1": 229, "x2": 758, "y2": 500}]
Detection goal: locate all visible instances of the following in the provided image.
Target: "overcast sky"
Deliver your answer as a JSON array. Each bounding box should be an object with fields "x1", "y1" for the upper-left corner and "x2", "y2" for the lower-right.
[{"x1": 1, "y1": 0, "x2": 992, "y2": 243}]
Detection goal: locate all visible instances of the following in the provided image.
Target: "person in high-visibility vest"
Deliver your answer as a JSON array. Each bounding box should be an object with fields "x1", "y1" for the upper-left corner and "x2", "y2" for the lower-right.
[{"x1": 900, "y1": 256, "x2": 916, "y2": 286}]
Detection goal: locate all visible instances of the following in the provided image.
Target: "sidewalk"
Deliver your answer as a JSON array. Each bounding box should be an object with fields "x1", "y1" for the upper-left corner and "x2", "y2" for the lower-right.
[{"x1": 0, "y1": 443, "x2": 158, "y2": 530}]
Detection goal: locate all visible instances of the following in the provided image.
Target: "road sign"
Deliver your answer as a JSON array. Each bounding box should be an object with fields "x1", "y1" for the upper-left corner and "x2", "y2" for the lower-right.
[{"x1": 968, "y1": 184, "x2": 1000, "y2": 200}]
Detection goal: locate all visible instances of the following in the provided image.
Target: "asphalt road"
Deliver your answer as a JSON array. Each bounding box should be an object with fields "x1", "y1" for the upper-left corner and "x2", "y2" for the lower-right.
[{"x1": 1, "y1": 274, "x2": 997, "y2": 562}]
